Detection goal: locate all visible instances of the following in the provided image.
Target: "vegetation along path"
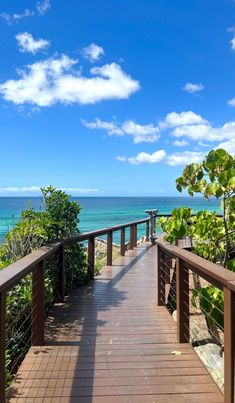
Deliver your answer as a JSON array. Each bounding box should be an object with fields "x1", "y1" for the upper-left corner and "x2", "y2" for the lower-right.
[{"x1": 8, "y1": 243, "x2": 223, "y2": 402}]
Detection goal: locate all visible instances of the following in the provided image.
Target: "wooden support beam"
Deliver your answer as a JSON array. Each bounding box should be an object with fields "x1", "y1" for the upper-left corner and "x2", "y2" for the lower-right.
[
  {"x1": 146, "y1": 221, "x2": 149, "y2": 241},
  {"x1": 157, "y1": 245, "x2": 165, "y2": 306},
  {"x1": 129, "y1": 225, "x2": 134, "y2": 250},
  {"x1": 120, "y1": 227, "x2": 125, "y2": 256},
  {"x1": 31, "y1": 260, "x2": 44, "y2": 346},
  {"x1": 107, "y1": 231, "x2": 113, "y2": 266},
  {"x1": 224, "y1": 287, "x2": 235, "y2": 403},
  {"x1": 0, "y1": 291, "x2": 6, "y2": 403},
  {"x1": 88, "y1": 236, "x2": 95, "y2": 279},
  {"x1": 58, "y1": 244, "x2": 65, "y2": 302},
  {"x1": 133, "y1": 224, "x2": 137, "y2": 248},
  {"x1": 176, "y1": 258, "x2": 189, "y2": 343}
]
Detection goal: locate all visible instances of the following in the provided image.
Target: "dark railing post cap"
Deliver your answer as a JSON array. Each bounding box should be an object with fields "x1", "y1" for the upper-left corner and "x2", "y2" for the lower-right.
[
  {"x1": 145, "y1": 209, "x2": 158, "y2": 216},
  {"x1": 145, "y1": 210, "x2": 158, "y2": 244}
]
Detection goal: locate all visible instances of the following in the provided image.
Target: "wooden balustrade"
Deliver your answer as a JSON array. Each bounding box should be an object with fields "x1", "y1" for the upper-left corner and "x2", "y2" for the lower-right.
[
  {"x1": 31, "y1": 260, "x2": 44, "y2": 346},
  {"x1": 157, "y1": 235, "x2": 235, "y2": 403},
  {"x1": 0, "y1": 217, "x2": 150, "y2": 402}
]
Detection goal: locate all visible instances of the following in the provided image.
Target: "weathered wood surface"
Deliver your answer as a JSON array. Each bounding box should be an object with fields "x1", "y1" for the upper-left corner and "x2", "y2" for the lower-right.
[{"x1": 7, "y1": 243, "x2": 223, "y2": 402}]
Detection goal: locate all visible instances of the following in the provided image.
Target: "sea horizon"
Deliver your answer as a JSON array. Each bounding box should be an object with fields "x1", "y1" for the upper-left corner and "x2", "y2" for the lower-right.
[{"x1": 0, "y1": 196, "x2": 221, "y2": 243}]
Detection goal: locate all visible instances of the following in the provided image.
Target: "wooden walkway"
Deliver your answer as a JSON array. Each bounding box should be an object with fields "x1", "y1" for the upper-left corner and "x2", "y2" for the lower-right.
[{"x1": 8, "y1": 243, "x2": 223, "y2": 402}]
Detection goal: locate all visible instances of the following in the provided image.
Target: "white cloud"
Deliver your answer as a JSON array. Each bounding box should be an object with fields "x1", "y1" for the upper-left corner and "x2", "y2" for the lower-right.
[
  {"x1": 116, "y1": 150, "x2": 166, "y2": 165},
  {"x1": 160, "y1": 111, "x2": 207, "y2": 128},
  {"x1": 228, "y1": 97, "x2": 235, "y2": 107},
  {"x1": 116, "y1": 149, "x2": 205, "y2": 166},
  {"x1": 122, "y1": 121, "x2": 159, "y2": 143},
  {"x1": 0, "y1": 56, "x2": 140, "y2": 107},
  {"x1": 82, "y1": 118, "x2": 160, "y2": 143},
  {"x1": 82, "y1": 43, "x2": 104, "y2": 62},
  {"x1": 0, "y1": 186, "x2": 99, "y2": 195},
  {"x1": 116, "y1": 156, "x2": 127, "y2": 162},
  {"x1": 160, "y1": 111, "x2": 235, "y2": 143},
  {"x1": 231, "y1": 36, "x2": 235, "y2": 51},
  {"x1": 82, "y1": 118, "x2": 123, "y2": 135},
  {"x1": 16, "y1": 32, "x2": 50, "y2": 54},
  {"x1": 183, "y1": 82, "x2": 204, "y2": 94},
  {"x1": 37, "y1": 0, "x2": 51, "y2": 16},
  {"x1": 228, "y1": 27, "x2": 235, "y2": 51},
  {"x1": 198, "y1": 141, "x2": 210, "y2": 147},
  {"x1": 0, "y1": 9, "x2": 34, "y2": 24},
  {"x1": 172, "y1": 121, "x2": 235, "y2": 142},
  {"x1": 166, "y1": 151, "x2": 205, "y2": 166},
  {"x1": 173, "y1": 140, "x2": 189, "y2": 147}
]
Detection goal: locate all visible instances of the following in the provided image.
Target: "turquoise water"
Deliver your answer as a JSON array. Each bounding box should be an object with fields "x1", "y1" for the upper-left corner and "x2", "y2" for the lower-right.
[{"x1": 0, "y1": 197, "x2": 221, "y2": 244}]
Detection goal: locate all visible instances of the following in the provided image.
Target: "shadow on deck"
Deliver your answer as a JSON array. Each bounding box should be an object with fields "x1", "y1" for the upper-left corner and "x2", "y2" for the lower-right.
[{"x1": 7, "y1": 243, "x2": 223, "y2": 402}]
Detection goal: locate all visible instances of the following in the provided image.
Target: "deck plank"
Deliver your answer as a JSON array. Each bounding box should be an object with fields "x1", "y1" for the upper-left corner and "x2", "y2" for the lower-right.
[{"x1": 7, "y1": 243, "x2": 223, "y2": 402}]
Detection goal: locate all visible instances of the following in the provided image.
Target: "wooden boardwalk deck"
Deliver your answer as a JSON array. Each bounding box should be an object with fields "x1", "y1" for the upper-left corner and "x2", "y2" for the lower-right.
[{"x1": 8, "y1": 243, "x2": 223, "y2": 402}]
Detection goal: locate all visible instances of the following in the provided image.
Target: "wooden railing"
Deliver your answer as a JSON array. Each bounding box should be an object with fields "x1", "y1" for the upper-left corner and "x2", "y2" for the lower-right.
[
  {"x1": 157, "y1": 235, "x2": 235, "y2": 403},
  {"x1": 0, "y1": 217, "x2": 150, "y2": 402}
]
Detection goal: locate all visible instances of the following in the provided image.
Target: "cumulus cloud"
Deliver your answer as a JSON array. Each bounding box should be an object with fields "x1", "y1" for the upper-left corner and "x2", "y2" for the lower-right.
[
  {"x1": 0, "y1": 9, "x2": 34, "y2": 24},
  {"x1": 228, "y1": 97, "x2": 235, "y2": 107},
  {"x1": 83, "y1": 110, "x2": 235, "y2": 147},
  {"x1": 82, "y1": 43, "x2": 104, "y2": 62},
  {"x1": 183, "y1": 82, "x2": 204, "y2": 94},
  {"x1": 0, "y1": 56, "x2": 140, "y2": 107},
  {"x1": 231, "y1": 36, "x2": 235, "y2": 51},
  {"x1": 116, "y1": 150, "x2": 166, "y2": 165},
  {"x1": 16, "y1": 32, "x2": 50, "y2": 54},
  {"x1": 37, "y1": 0, "x2": 51, "y2": 16},
  {"x1": 160, "y1": 111, "x2": 207, "y2": 128},
  {"x1": 160, "y1": 111, "x2": 235, "y2": 143},
  {"x1": 82, "y1": 119, "x2": 123, "y2": 135},
  {"x1": 1, "y1": 1, "x2": 50, "y2": 23},
  {"x1": 82, "y1": 118, "x2": 160, "y2": 143},
  {"x1": 0, "y1": 186, "x2": 99, "y2": 195},
  {"x1": 172, "y1": 121, "x2": 235, "y2": 142},
  {"x1": 173, "y1": 140, "x2": 189, "y2": 147},
  {"x1": 166, "y1": 151, "x2": 205, "y2": 166},
  {"x1": 117, "y1": 149, "x2": 205, "y2": 166},
  {"x1": 122, "y1": 121, "x2": 159, "y2": 143}
]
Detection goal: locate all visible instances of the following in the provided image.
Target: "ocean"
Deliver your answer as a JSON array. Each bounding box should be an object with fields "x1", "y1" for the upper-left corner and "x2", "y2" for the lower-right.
[{"x1": 0, "y1": 197, "x2": 221, "y2": 244}]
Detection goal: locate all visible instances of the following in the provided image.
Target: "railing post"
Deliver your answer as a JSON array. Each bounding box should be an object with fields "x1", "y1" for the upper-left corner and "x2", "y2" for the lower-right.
[
  {"x1": 224, "y1": 287, "x2": 235, "y2": 403},
  {"x1": 88, "y1": 235, "x2": 95, "y2": 279},
  {"x1": 107, "y1": 231, "x2": 113, "y2": 266},
  {"x1": 133, "y1": 224, "x2": 137, "y2": 248},
  {"x1": 120, "y1": 227, "x2": 125, "y2": 256},
  {"x1": 157, "y1": 245, "x2": 165, "y2": 306},
  {"x1": 146, "y1": 220, "x2": 149, "y2": 241},
  {"x1": 31, "y1": 260, "x2": 44, "y2": 346},
  {"x1": 0, "y1": 291, "x2": 6, "y2": 403},
  {"x1": 130, "y1": 225, "x2": 134, "y2": 250},
  {"x1": 176, "y1": 258, "x2": 189, "y2": 343},
  {"x1": 58, "y1": 244, "x2": 65, "y2": 302}
]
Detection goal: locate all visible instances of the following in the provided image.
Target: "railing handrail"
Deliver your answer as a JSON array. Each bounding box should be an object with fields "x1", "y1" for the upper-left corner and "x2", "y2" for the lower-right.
[
  {"x1": 157, "y1": 233, "x2": 235, "y2": 402},
  {"x1": 64, "y1": 217, "x2": 150, "y2": 244},
  {"x1": 155, "y1": 213, "x2": 223, "y2": 217},
  {"x1": 0, "y1": 241, "x2": 63, "y2": 293},
  {"x1": 156, "y1": 234, "x2": 235, "y2": 292},
  {"x1": 0, "y1": 217, "x2": 150, "y2": 293}
]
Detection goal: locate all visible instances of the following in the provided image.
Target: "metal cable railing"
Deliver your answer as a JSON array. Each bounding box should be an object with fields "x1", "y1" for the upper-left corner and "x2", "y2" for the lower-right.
[
  {"x1": 157, "y1": 235, "x2": 235, "y2": 402},
  {"x1": 0, "y1": 217, "x2": 150, "y2": 403}
]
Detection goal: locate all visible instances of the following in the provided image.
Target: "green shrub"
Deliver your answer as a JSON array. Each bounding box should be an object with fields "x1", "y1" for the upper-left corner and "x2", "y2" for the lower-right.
[
  {"x1": 158, "y1": 149, "x2": 235, "y2": 340},
  {"x1": 1, "y1": 186, "x2": 88, "y2": 386}
]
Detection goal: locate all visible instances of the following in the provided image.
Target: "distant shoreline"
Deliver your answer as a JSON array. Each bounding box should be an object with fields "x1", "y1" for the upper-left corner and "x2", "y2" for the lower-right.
[{"x1": 0, "y1": 195, "x2": 220, "y2": 199}]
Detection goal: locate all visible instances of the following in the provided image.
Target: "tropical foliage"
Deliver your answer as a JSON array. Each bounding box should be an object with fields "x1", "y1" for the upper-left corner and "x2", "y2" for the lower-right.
[
  {"x1": 1, "y1": 186, "x2": 87, "y2": 385},
  {"x1": 158, "y1": 149, "x2": 235, "y2": 335}
]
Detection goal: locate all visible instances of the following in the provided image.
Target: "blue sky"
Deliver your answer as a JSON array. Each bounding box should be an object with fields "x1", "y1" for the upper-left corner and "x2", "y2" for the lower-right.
[{"x1": 0, "y1": 0, "x2": 234, "y2": 196}]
